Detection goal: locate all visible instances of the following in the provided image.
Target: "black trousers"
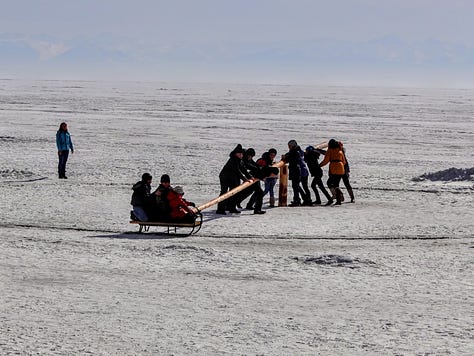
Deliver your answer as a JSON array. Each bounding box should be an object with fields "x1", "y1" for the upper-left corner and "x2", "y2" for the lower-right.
[
  {"x1": 342, "y1": 174, "x2": 352, "y2": 190},
  {"x1": 327, "y1": 174, "x2": 343, "y2": 189},
  {"x1": 58, "y1": 150, "x2": 69, "y2": 177},
  {"x1": 311, "y1": 176, "x2": 332, "y2": 201},
  {"x1": 290, "y1": 177, "x2": 308, "y2": 203},
  {"x1": 238, "y1": 183, "x2": 263, "y2": 211},
  {"x1": 217, "y1": 177, "x2": 240, "y2": 212}
]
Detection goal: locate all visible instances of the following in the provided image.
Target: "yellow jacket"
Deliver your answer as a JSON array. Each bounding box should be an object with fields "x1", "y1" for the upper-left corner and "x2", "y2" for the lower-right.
[{"x1": 319, "y1": 148, "x2": 346, "y2": 175}]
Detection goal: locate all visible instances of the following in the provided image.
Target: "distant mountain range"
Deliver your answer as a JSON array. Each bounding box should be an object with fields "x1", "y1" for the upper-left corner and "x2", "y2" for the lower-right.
[{"x1": 1, "y1": 32, "x2": 473, "y2": 85}]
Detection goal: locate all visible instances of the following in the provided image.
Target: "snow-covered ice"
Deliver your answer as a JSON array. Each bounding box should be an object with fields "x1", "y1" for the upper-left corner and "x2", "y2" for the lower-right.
[{"x1": 1, "y1": 79, "x2": 473, "y2": 354}]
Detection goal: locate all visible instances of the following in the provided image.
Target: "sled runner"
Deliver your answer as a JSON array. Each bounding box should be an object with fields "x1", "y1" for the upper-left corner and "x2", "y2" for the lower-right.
[{"x1": 130, "y1": 211, "x2": 202, "y2": 236}]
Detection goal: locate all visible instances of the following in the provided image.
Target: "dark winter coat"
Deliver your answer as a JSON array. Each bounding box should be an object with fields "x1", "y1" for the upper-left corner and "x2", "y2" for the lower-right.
[
  {"x1": 243, "y1": 156, "x2": 263, "y2": 179},
  {"x1": 219, "y1": 154, "x2": 252, "y2": 185},
  {"x1": 130, "y1": 181, "x2": 152, "y2": 207},
  {"x1": 283, "y1": 146, "x2": 309, "y2": 181},
  {"x1": 304, "y1": 150, "x2": 324, "y2": 178},
  {"x1": 151, "y1": 184, "x2": 171, "y2": 219},
  {"x1": 342, "y1": 149, "x2": 350, "y2": 175}
]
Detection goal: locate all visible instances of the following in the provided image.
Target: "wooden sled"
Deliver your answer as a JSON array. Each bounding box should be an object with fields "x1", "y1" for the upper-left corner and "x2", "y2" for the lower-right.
[{"x1": 130, "y1": 212, "x2": 202, "y2": 236}]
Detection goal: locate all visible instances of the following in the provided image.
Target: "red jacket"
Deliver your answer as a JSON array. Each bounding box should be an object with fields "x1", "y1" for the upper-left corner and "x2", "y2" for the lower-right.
[{"x1": 167, "y1": 190, "x2": 194, "y2": 219}]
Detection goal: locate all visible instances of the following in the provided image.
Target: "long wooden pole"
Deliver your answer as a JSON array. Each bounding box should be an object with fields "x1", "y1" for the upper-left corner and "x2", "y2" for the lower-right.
[
  {"x1": 196, "y1": 160, "x2": 285, "y2": 212},
  {"x1": 314, "y1": 141, "x2": 328, "y2": 150},
  {"x1": 195, "y1": 141, "x2": 328, "y2": 212},
  {"x1": 278, "y1": 163, "x2": 289, "y2": 206},
  {"x1": 195, "y1": 177, "x2": 257, "y2": 212}
]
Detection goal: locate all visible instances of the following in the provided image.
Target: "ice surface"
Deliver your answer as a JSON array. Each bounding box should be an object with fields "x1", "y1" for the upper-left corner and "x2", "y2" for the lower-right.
[{"x1": 1, "y1": 79, "x2": 473, "y2": 354}]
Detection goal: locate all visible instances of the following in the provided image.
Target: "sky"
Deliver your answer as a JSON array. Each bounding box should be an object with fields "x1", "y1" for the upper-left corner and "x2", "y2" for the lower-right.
[{"x1": 1, "y1": 0, "x2": 474, "y2": 87}]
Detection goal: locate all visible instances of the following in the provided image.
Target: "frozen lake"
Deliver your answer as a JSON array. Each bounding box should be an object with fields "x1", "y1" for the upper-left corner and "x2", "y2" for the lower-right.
[{"x1": 1, "y1": 79, "x2": 473, "y2": 354}]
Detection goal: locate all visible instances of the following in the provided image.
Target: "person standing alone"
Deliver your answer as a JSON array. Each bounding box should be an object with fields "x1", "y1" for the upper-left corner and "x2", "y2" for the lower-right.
[{"x1": 56, "y1": 122, "x2": 74, "y2": 179}]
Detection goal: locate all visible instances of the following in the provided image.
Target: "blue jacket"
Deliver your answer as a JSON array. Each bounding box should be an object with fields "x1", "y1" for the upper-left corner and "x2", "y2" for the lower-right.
[
  {"x1": 56, "y1": 131, "x2": 74, "y2": 152},
  {"x1": 284, "y1": 146, "x2": 309, "y2": 180}
]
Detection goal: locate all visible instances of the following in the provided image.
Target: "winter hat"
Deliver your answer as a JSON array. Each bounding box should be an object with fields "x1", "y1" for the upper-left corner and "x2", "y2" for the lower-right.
[
  {"x1": 232, "y1": 144, "x2": 244, "y2": 154},
  {"x1": 142, "y1": 173, "x2": 152, "y2": 181},
  {"x1": 173, "y1": 186, "x2": 184, "y2": 195},
  {"x1": 245, "y1": 148, "x2": 256, "y2": 157},
  {"x1": 305, "y1": 145, "x2": 315, "y2": 152},
  {"x1": 288, "y1": 139, "x2": 298, "y2": 148},
  {"x1": 160, "y1": 174, "x2": 170, "y2": 183}
]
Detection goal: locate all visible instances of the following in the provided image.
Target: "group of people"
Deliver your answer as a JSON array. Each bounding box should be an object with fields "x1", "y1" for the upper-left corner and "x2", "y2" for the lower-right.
[
  {"x1": 215, "y1": 145, "x2": 280, "y2": 215},
  {"x1": 129, "y1": 139, "x2": 355, "y2": 222},
  {"x1": 283, "y1": 138, "x2": 354, "y2": 207},
  {"x1": 215, "y1": 139, "x2": 355, "y2": 214},
  {"x1": 60, "y1": 121, "x2": 353, "y2": 220},
  {"x1": 130, "y1": 173, "x2": 197, "y2": 223}
]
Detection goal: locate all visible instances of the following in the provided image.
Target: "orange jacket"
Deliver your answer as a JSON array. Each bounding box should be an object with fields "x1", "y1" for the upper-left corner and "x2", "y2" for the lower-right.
[{"x1": 319, "y1": 147, "x2": 346, "y2": 175}]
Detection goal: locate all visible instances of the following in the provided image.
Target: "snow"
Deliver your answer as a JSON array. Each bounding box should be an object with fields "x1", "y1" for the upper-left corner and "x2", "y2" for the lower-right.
[{"x1": 1, "y1": 79, "x2": 473, "y2": 354}]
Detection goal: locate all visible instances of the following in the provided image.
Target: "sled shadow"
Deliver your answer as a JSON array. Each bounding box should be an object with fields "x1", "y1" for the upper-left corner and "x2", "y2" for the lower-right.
[
  {"x1": 200, "y1": 210, "x2": 243, "y2": 223},
  {"x1": 90, "y1": 231, "x2": 190, "y2": 240}
]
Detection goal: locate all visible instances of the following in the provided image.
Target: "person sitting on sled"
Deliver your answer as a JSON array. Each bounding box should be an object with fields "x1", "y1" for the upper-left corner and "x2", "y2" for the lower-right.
[
  {"x1": 167, "y1": 186, "x2": 197, "y2": 224},
  {"x1": 148, "y1": 174, "x2": 172, "y2": 221},
  {"x1": 130, "y1": 173, "x2": 154, "y2": 221}
]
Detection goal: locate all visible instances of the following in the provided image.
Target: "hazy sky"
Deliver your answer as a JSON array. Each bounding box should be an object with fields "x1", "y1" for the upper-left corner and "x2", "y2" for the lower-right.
[
  {"x1": 3, "y1": 0, "x2": 473, "y2": 44},
  {"x1": 2, "y1": 0, "x2": 474, "y2": 85}
]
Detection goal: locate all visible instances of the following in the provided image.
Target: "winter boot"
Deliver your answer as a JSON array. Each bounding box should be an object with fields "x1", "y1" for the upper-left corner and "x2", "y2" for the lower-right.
[
  {"x1": 339, "y1": 190, "x2": 345, "y2": 202},
  {"x1": 269, "y1": 197, "x2": 275, "y2": 207},
  {"x1": 348, "y1": 188, "x2": 355, "y2": 203},
  {"x1": 312, "y1": 189, "x2": 321, "y2": 205},
  {"x1": 326, "y1": 188, "x2": 336, "y2": 206},
  {"x1": 335, "y1": 188, "x2": 343, "y2": 205}
]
